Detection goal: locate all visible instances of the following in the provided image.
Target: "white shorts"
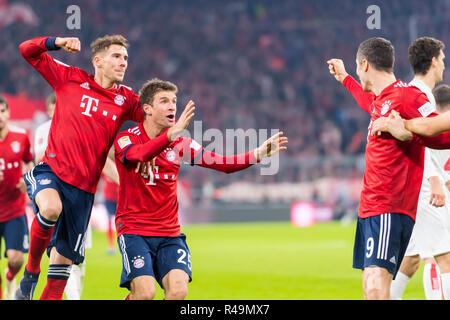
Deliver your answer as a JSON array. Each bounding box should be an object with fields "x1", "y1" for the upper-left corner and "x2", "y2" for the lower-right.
[{"x1": 406, "y1": 196, "x2": 450, "y2": 259}]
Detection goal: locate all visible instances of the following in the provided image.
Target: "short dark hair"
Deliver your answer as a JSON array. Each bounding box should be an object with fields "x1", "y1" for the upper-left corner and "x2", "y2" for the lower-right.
[
  {"x1": 357, "y1": 37, "x2": 395, "y2": 73},
  {"x1": 46, "y1": 92, "x2": 56, "y2": 109},
  {"x1": 408, "y1": 37, "x2": 445, "y2": 75},
  {"x1": 433, "y1": 84, "x2": 450, "y2": 111},
  {"x1": 0, "y1": 94, "x2": 8, "y2": 109},
  {"x1": 90, "y1": 34, "x2": 129, "y2": 58},
  {"x1": 138, "y1": 78, "x2": 178, "y2": 107}
]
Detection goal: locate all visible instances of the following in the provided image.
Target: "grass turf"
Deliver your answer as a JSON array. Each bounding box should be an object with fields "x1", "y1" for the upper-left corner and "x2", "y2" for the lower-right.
[{"x1": 1, "y1": 221, "x2": 426, "y2": 300}]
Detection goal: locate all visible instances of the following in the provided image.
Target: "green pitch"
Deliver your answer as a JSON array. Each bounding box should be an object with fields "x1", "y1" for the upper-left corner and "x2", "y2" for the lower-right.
[{"x1": 1, "y1": 221, "x2": 426, "y2": 300}]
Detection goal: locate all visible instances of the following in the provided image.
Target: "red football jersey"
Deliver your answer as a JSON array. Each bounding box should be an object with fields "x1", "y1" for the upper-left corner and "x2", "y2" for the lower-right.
[
  {"x1": 343, "y1": 76, "x2": 450, "y2": 221},
  {"x1": 19, "y1": 37, "x2": 144, "y2": 193},
  {"x1": 0, "y1": 127, "x2": 33, "y2": 222},
  {"x1": 114, "y1": 123, "x2": 256, "y2": 237}
]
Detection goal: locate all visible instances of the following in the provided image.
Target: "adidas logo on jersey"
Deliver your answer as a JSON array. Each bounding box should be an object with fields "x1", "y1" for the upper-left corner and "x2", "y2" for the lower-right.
[
  {"x1": 393, "y1": 81, "x2": 410, "y2": 88},
  {"x1": 80, "y1": 82, "x2": 90, "y2": 90},
  {"x1": 389, "y1": 256, "x2": 396, "y2": 264},
  {"x1": 128, "y1": 126, "x2": 141, "y2": 136}
]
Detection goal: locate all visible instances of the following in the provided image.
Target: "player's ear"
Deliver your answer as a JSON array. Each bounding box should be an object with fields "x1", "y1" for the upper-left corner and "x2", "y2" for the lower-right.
[
  {"x1": 362, "y1": 59, "x2": 369, "y2": 72},
  {"x1": 92, "y1": 55, "x2": 103, "y2": 69},
  {"x1": 431, "y1": 56, "x2": 438, "y2": 68},
  {"x1": 142, "y1": 103, "x2": 152, "y2": 117}
]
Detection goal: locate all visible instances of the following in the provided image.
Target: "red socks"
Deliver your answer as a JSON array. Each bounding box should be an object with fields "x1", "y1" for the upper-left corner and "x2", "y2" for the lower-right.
[
  {"x1": 40, "y1": 278, "x2": 68, "y2": 300},
  {"x1": 6, "y1": 262, "x2": 21, "y2": 281},
  {"x1": 26, "y1": 215, "x2": 55, "y2": 274}
]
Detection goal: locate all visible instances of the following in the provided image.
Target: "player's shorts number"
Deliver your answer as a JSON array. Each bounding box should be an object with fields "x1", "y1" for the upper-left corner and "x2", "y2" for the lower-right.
[
  {"x1": 177, "y1": 249, "x2": 192, "y2": 270},
  {"x1": 366, "y1": 237, "x2": 374, "y2": 258}
]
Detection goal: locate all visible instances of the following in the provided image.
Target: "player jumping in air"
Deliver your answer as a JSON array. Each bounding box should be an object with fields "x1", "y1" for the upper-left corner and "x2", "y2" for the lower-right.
[{"x1": 15, "y1": 35, "x2": 194, "y2": 300}]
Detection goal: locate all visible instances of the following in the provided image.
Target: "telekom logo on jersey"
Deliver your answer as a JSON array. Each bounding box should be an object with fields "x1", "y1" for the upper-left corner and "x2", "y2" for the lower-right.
[{"x1": 79, "y1": 94, "x2": 118, "y2": 120}]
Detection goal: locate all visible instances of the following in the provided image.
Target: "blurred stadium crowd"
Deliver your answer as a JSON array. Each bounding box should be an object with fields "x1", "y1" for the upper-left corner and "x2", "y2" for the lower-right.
[{"x1": 1, "y1": 0, "x2": 450, "y2": 216}]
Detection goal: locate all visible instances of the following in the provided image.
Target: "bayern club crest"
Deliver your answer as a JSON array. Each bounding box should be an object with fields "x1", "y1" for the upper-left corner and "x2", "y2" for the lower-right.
[
  {"x1": 132, "y1": 256, "x2": 145, "y2": 269},
  {"x1": 10, "y1": 141, "x2": 20, "y2": 153},
  {"x1": 166, "y1": 150, "x2": 176, "y2": 162},
  {"x1": 114, "y1": 94, "x2": 125, "y2": 106},
  {"x1": 380, "y1": 100, "x2": 391, "y2": 115}
]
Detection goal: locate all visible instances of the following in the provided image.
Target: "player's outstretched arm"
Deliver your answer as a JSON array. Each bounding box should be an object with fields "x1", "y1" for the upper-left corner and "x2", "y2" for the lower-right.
[
  {"x1": 371, "y1": 110, "x2": 413, "y2": 141},
  {"x1": 327, "y1": 59, "x2": 349, "y2": 83},
  {"x1": 254, "y1": 132, "x2": 288, "y2": 162},
  {"x1": 19, "y1": 36, "x2": 77, "y2": 88},
  {"x1": 191, "y1": 132, "x2": 287, "y2": 174},
  {"x1": 372, "y1": 110, "x2": 450, "y2": 149},
  {"x1": 404, "y1": 111, "x2": 450, "y2": 137},
  {"x1": 327, "y1": 59, "x2": 374, "y2": 114}
]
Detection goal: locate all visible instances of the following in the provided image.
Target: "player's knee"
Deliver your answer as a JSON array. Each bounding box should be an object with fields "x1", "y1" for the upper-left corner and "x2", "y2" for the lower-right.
[
  {"x1": 6, "y1": 250, "x2": 24, "y2": 267},
  {"x1": 130, "y1": 276, "x2": 156, "y2": 300},
  {"x1": 131, "y1": 287, "x2": 156, "y2": 300},
  {"x1": 363, "y1": 268, "x2": 391, "y2": 300},
  {"x1": 36, "y1": 189, "x2": 62, "y2": 221},
  {"x1": 166, "y1": 282, "x2": 188, "y2": 300},
  {"x1": 40, "y1": 200, "x2": 62, "y2": 221}
]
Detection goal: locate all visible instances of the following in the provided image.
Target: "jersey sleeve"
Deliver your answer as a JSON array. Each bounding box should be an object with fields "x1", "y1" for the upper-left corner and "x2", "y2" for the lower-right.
[
  {"x1": 399, "y1": 87, "x2": 436, "y2": 119},
  {"x1": 411, "y1": 131, "x2": 450, "y2": 150},
  {"x1": 174, "y1": 137, "x2": 258, "y2": 173},
  {"x1": 402, "y1": 88, "x2": 450, "y2": 149},
  {"x1": 19, "y1": 36, "x2": 74, "y2": 89},
  {"x1": 114, "y1": 129, "x2": 170, "y2": 164},
  {"x1": 342, "y1": 75, "x2": 375, "y2": 114}
]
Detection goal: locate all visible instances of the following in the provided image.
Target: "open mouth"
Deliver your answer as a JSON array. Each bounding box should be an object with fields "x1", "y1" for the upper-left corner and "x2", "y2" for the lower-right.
[{"x1": 167, "y1": 114, "x2": 175, "y2": 120}]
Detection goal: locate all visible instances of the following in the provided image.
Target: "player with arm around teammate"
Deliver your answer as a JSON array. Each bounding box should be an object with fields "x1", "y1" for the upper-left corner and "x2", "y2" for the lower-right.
[
  {"x1": 114, "y1": 78, "x2": 287, "y2": 300},
  {"x1": 327, "y1": 37, "x2": 450, "y2": 299}
]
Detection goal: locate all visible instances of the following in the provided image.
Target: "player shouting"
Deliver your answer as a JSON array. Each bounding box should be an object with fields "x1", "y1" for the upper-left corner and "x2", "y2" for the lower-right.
[{"x1": 114, "y1": 78, "x2": 287, "y2": 300}]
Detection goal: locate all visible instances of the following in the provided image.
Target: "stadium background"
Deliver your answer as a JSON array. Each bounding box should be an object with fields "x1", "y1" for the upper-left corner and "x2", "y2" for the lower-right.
[{"x1": 1, "y1": 0, "x2": 449, "y2": 299}]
